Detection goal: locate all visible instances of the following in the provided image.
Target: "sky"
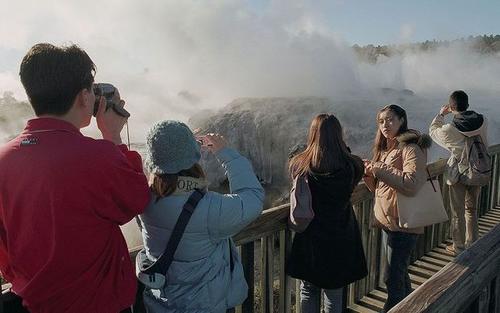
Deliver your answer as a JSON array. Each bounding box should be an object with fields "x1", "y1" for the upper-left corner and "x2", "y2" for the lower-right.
[
  {"x1": 1, "y1": 0, "x2": 500, "y2": 140},
  {"x1": 1, "y1": 0, "x2": 499, "y2": 245},
  {"x1": 276, "y1": 0, "x2": 500, "y2": 46}
]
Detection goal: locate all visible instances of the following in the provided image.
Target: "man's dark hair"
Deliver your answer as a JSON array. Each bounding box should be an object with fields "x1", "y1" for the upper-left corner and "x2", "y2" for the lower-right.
[
  {"x1": 19, "y1": 43, "x2": 96, "y2": 116},
  {"x1": 449, "y1": 90, "x2": 469, "y2": 112}
]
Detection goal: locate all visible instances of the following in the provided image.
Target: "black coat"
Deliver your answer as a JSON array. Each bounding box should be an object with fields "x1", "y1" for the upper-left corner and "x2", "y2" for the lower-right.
[{"x1": 286, "y1": 157, "x2": 368, "y2": 289}]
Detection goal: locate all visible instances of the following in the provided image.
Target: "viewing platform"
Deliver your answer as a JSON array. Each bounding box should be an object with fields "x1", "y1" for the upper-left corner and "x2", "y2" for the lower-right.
[
  {"x1": 2, "y1": 145, "x2": 500, "y2": 313},
  {"x1": 216, "y1": 144, "x2": 500, "y2": 313}
]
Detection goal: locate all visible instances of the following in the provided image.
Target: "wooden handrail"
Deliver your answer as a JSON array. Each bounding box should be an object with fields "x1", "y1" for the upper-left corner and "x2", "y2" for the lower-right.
[
  {"x1": 233, "y1": 144, "x2": 500, "y2": 247},
  {"x1": 233, "y1": 156, "x2": 447, "y2": 247}
]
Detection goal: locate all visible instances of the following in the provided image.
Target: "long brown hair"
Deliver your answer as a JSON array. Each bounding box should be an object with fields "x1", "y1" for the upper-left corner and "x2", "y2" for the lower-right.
[
  {"x1": 289, "y1": 113, "x2": 355, "y2": 178},
  {"x1": 372, "y1": 104, "x2": 408, "y2": 162},
  {"x1": 150, "y1": 163, "x2": 206, "y2": 200}
]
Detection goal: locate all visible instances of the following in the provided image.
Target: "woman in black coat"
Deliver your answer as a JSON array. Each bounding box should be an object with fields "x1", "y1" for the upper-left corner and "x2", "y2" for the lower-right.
[{"x1": 286, "y1": 114, "x2": 368, "y2": 313}]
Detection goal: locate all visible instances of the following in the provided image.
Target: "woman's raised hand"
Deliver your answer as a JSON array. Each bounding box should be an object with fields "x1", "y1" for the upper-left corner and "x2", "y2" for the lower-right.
[{"x1": 202, "y1": 134, "x2": 227, "y2": 154}]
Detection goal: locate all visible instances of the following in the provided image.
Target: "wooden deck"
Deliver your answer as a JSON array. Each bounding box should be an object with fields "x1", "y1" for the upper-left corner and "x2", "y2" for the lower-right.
[
  {"x1": 231, "y1": 144, "x2": 500, "y2": 313},
  {"x1": 1, "y1": 144, "x2": 499, "y2": 313},
  {"x1": 350, "y1": 206, "x2": 500, "y2": 313}
]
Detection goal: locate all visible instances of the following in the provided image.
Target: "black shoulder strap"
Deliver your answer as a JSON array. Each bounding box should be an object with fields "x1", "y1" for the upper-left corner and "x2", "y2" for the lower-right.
[{"x1": 143, "y1": 188, "x2": 206, "y2": 275}]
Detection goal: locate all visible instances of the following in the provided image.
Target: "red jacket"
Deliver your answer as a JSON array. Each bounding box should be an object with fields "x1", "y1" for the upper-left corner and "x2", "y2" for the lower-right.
[{"x1": 0, "y1": 118, "x2": 150, "y2": 313}]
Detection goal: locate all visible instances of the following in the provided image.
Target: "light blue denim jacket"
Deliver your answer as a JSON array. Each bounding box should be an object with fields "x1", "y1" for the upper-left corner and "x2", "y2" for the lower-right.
[{"x1": 138, "y1": 148, "x2": 264, "y2": 313}]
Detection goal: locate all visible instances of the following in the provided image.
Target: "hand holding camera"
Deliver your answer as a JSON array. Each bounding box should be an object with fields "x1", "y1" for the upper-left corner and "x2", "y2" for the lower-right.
[
  {"x1": 94, "y1": 83, "x2": 129, "y2": 145},
  {"x1": 363, "y1": 159, "x2": 374, "y2": 177},
  {"x1": 196, "y1": 134, "x2": 227, "y2": 154},
  {"x1": 93, "y1": 83, "x2": 130, "y2": 118},
  {"x1": 439, "y1": 104, "x2": 451, "y2": 116}
]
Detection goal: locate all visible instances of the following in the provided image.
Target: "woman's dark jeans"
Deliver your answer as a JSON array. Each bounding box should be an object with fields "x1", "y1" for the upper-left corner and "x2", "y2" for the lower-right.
[{"x1": 382, "y1": 230, "x2": 418, "y2": 312}]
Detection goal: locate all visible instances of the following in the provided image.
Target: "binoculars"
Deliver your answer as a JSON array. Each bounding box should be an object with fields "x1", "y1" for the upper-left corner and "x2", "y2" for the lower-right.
[{"x1": 92, "y1": 83, "x2": 131, "y2": 118}]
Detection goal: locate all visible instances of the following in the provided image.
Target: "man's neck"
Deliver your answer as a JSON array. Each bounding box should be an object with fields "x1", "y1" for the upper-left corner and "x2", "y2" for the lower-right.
[{"x1": 37, "y1": 114, "x2": 81, "y2": 129}]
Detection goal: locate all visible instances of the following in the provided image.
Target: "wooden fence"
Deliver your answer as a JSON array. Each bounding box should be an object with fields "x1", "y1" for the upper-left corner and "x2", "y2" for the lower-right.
[
  {"x1": 2, "y1": 145, "x2": 499, "y2": 313},
  {"x1": 232, "y1": 144, "x2": 500, "y2": 313}
]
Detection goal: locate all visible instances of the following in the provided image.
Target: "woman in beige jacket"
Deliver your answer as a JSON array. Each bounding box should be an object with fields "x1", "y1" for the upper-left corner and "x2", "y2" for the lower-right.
[{"x1": 363, "y1": 104, "x2": 432, "y2": 312}]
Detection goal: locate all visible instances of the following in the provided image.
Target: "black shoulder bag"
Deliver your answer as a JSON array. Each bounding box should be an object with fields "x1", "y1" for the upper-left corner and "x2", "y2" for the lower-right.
[{"x1": 134, "y1": 189, "x2": 205, "y2": 311}]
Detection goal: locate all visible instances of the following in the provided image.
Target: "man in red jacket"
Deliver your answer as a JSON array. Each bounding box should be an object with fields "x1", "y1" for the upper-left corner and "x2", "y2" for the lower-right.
[{"x1": 0, "y1": 43, "x2": 150, "y2": 312}]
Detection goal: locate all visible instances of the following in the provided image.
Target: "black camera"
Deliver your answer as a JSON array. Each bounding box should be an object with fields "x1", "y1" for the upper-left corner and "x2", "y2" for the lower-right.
[{"x1": 93, "y1": 83, "x2": 131, "y2": 118}]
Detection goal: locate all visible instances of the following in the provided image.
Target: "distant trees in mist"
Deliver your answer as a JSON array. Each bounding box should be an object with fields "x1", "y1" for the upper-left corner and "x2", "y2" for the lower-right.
[
  {"x1": 0, "y1": 92, "x2": 33, "y2": 142},
  {"x1": 353, "y1": 34, "x2": 500, "y2": 64}
]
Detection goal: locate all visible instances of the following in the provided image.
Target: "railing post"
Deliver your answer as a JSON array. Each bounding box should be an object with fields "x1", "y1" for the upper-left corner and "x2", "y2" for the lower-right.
[
  {"x1": 260, "y1": 235, "x2": 274, "y2": 313},
  {"x1": 491, "y1": 154, "x2": 500, "y2": 209},
  {"x1": 278, "y1": 229, "x2": 292, "y2": 313},
  {"x1": 477, "y1": 285, "x2": 491, "y2": 313},
  {"x1": 239, "y1": 242, "x2": 255, "y2": 313},
  {"x1": 492, "y1": 275, "x2": 500, "y2": 313},
  {"x1": 438, "y1": 174, "x2": 452, "y2": 243}
]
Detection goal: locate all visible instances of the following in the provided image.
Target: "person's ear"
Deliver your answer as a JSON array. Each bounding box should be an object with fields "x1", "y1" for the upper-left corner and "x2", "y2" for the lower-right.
[
  {"x1": 80, "y1": 88, "x2": 93, "y2": 109},
  {"x1": 72, "y1": 89, "x2": 84, "y2": 108}
]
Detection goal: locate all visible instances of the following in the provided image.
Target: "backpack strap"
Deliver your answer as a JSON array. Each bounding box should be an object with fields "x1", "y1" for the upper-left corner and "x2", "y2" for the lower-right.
[{"x1": 142, "y1": 188, "x2": 206, "y2": 275}]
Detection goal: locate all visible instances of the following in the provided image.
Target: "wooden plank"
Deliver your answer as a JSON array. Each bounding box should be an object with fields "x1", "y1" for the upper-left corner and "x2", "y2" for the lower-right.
[
  {"x1": 483, "y1": 215, "x2": 500, "y2": 223},
  {"x1": 412, "y1": 260, "x2": 444, "y2": 272},
  {"x1": 239, "y1": 242, "x2": 255, "y2": 313},
  {"x1": 368, "y1": 203, "x2": 381, "y2": 295},
  {"x1": 408, "y1": 273, "x2": 427, "y2": 285},
  {"x1": 347, "y1": 303, "x2": 378, "y2": 313},
  {"x1": 267, "y1": 235, "x2": 274, "y2": 313},
  {"x1": 486, "y1": 212, "x2": 500, "y2": 221},
  {"x1": 420, "y1": 255, "x2": 449, "y2": 267},
  {"x1": 351, "y1": 184, "x2": 374, "y2": 205},
  {"x1": 260, "y1": 236, "x2": 274, "y2": 313},
  {"x1": 378, "y1": 231, "x2": 388, "y2": 289},
  {"x1": 368, "y1": 289, "x2": 388, "y2": 302},
  {"x1": 426, "y1": 251, "x2": 454, "y2": 262},
  {"x1": 492, "y1": 276, "x2": 500, "y2": 313},
  {"x1": 487, "y1": 144, "x2": 500, "y2": 155},
  {"x1": 477, "y1": 286, "x2": 490, "y2": 313},
  {"x1": 278, "y1": 229, "x2": 292, "y2": 313},
  {"x1": 360, "y1": 201, "x2": 370, "y2": 299},
  {"x1": 478, "y1": 225, "x2": 491, "y2": 233},
  {"x1": 388, "y1": 224, "x2": 500, "y2": 313},
  {"x1": 234, "y1": 205, "x2": 288, "y2": 246},
  {"x1": 434, "y1": 245, "x2": 457, "y2": 257},
  {"x1": 295, "y1": 279, "x2": 301, "y2": 313},
  {"x1": 358, "y1": 295, "x2": 385, "y2": 312},
  {"x1": 426, "y1": 159, "x2": 447, "y2": 178},
  {"x1": 478, "y1": 220, "x2": 497, "y2": 228},
  {"x1": 494, "y1": 155, "x2": 500, "y2": 207},
  {"x1": 408, "y1": 265, "x2": 436, "y2": 279}
]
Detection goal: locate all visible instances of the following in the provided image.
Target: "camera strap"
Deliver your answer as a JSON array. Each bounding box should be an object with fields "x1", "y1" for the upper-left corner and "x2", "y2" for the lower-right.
[
  {"x1": 125, "y1": 121, "x2": 131, "y2": 149},
  {"x1": 140, "y1": 188, "x2": 206, "y2": 275}
]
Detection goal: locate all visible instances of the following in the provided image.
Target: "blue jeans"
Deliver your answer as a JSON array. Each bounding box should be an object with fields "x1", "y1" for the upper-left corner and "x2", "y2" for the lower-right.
[
  {"x1": 382, "y1": 230, "x2": 418, "y2": 312},
  {"x1": 300, "y1": 280, "x2": 343, "y2": 313}
]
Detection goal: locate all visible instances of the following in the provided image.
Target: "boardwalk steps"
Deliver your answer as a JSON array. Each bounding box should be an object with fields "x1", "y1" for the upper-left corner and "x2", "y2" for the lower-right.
[{"x1": 348, "y1": 206, "x2": 500, "y2": 313}]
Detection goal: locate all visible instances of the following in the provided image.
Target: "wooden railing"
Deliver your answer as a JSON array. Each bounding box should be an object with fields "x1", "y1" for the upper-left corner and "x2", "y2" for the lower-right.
[
  {"x1": 231, "y1": 144, "x2": 500, "y2": 313},
  {"x1": 389, "y1": 145, "x2": 500, "y2": 313},
  {"x1": 4, "y1": 146, "x2": 498, "y2": 313}
]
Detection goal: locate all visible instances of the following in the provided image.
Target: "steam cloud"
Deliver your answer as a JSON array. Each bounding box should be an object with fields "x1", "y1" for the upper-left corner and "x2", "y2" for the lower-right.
[
  {"x1": 1, "y1": 1, "x2": 499, "y2": 247},
  {"x1": 1, "y1": 1, "x2": 499, "y2": 142}
]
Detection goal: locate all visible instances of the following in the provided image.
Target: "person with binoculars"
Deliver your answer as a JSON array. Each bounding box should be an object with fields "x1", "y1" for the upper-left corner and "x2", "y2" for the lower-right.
[{"x1": 0, "y1": 43, "x2": 150, "y2": 313}]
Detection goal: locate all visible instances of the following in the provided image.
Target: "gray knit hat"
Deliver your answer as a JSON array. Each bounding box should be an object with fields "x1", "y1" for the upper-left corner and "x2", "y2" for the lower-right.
[{"x1": 145, "y1": 120, "x2": 201, "y2": 174}]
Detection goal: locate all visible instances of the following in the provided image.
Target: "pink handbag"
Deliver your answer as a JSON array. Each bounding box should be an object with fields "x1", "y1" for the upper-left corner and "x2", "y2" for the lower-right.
[{"x1": 288, "y1": 175, "x2": 314, "y2": 233}]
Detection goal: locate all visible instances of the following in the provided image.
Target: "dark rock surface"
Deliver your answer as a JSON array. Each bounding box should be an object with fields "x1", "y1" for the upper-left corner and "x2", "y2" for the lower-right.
[{"x1": 189, "y1": 91, "x2": 500, "y2": 206}]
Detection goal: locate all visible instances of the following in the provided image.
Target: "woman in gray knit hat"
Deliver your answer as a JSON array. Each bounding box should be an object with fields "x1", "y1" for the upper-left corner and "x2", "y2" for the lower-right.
[{"x1": 137, "y1": 120, "x2": 265, "y2": 313}]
